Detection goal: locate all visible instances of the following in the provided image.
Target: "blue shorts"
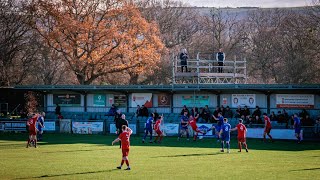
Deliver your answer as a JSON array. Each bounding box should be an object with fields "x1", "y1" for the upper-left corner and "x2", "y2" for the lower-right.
[
  {"x1": 295, "y1": 128, "x2": 301, "y2": 134},
  {"x1": 215, "y1": 125, "x2": 222, "y2": 133},
  {"x1": 221, "y1": 134, "x2": 230, "y2": 142},
  {"x1": 181, "y1": 126, "x2": 188, "y2": 130},
  {"x1": 38, "y1": 127, "x2": 43, "y2": 132}
]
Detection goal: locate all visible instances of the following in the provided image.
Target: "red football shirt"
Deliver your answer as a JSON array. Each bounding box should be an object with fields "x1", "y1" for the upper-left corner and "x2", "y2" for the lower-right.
[
  {"x1": 118, "y1": 131, "x2": 131, "y2": 150},
  {"x1": 189, "y1": 118, "x2": 197, "y2": 129},
  {"x1": 236, "y1": 123, "x2": 247, "y2": 138},
  {"x1": 154, "y1": 119, "x2": 161, "y2": 131},
  {"x1": 264, "y1": 116, "x2": 272, "y2": 128},
  {"x1": 28, "y1": 117, "x2": 37, "y2": 131}
]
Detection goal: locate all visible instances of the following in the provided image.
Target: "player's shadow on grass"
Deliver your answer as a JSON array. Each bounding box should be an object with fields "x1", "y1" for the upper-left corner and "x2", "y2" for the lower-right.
[
  {"x1": 152, "y1": 152, "x2": 221, "y2": 158},
  {"x1": 15, "y1": 169, "x2": 118, "y2": 179},
  {"x1": 42, "y1": 148, "x2": 111, "y2": 153},
  {"x1": 1, "y1": 133, "x2": 320, "y2": 152},
  {"x1": 289, "y1": 167, "x2": 320, "y2": 172}
]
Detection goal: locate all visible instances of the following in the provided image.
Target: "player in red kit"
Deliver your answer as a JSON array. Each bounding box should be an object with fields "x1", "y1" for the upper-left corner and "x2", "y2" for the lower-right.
[
  {"x1": 231, "y1": 119, "x2": 248, "y2": 152},
  {"x1": 263, "y1": 113, "x2": 273, "y2": 142},
  {"x1": 189, "y1": 115, "x2": 206, "y2": 141},
  {"x1": 154, "y1": 115, "x2": 163, "y2": 143},
  {"x1": 26, "y1": 113, "x2": 39, "y2": 148},
  {"x1": 112, "y1": 125, "x2": 132, "y2": 170}
]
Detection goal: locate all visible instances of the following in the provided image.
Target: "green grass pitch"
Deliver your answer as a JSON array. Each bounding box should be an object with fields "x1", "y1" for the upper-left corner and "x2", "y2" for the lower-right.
[{"x1": 0, "y1": 133, "x2": 319, "y2": 180}]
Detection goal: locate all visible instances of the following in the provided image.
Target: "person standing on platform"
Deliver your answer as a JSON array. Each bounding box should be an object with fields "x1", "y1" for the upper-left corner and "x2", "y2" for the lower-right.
[
  {"x1": 216, "y1": 48, "x2": 225, "y2": 73},
  {"x1": 179, "y1": 48, "x2": 188, "y2": 72}
]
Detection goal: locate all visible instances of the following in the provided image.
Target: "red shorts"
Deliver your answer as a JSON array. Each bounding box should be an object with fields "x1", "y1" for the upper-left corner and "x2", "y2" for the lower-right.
[
  {"x1": 238, "y1": 137, "x2": 246, "y2": 143},
  {"x1": 29, "y1": 130, "x2": 37, "y2": 136},
  {"x1": 122, "y1": 149, "x2": 129, "y2": 157},
  {"x1": 264, "y1": 127, "x2": 272, "y2": 134},
  {"x1": 156, "y1": 130, "x2": 163, "y2": 135}
]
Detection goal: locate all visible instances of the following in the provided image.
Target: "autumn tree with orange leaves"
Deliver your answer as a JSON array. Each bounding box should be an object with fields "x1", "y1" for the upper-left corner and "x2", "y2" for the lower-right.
[{"x1": 29, "y1": 0, "x2": 164, "y2": 85}]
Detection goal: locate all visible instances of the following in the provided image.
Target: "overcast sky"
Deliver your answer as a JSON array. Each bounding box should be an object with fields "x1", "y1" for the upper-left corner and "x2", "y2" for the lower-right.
[{"x1": 181, "y1": 0, "x2": 314, "y2": 8}]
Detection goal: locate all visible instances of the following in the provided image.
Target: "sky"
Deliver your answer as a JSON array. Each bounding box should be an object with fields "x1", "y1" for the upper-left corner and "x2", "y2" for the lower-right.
[{"x1": 181, "y1": 0, "x2": 314, "y2": 8}]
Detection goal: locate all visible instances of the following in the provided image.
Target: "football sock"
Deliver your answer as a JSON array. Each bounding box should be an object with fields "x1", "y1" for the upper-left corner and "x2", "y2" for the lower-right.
[
  {"x1": 238, "y1": 142, "x2": 242, "y2": 151},
  {"x1": 186, "y1": 133, "x2": 189, "y2": 139},
  {"x1": 227, "y1": 142, "x2": 230, "y2": 150},
  {"x1": 159, "y1": 136, "x2": 163, "y2": 142},
  {"x1": 154, "y1": 136, "x2": 159, "y2": 142},
  {"x1": 268, "y1": 134, "x2": 273, "y2": 140},
  {"x1": 221, "y1": 141, "x2": 224, "y2": 150},
  {"x1": 121, "y1": 160, "x2": 124, "y2": 166},
  {"x1": 297, "y1": 136, "x2": 301, "y2": 141},
  {"x1": 125, "y1": 160, "x2": 129, "y2": 166},
  {"x1": 244, "y1": 143, "x2": 248, "y2": 150},
  {"x1": 193, "y1": 135, "x2": 196, "y2": 140}
]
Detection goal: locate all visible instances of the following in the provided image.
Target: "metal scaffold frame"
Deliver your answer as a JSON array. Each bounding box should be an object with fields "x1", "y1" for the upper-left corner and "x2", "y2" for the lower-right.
[{"x1": 172, "y1": 53, "x2": 247, "y2": 84}]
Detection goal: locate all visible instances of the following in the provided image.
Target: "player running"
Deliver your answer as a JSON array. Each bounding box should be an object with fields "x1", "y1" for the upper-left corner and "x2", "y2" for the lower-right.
[
  {"x1": 26, "y1": 113, "x2": 39, "y2": 148},
  {"x1": 188, "y1": 115, "x2": 206, "y2": 141},
  {"x1": 112, "y1": 125, "x2": 132, "y2": 170},
  {"x1": 37, "y1": 112, "x2": 45, "y2": 141},
  {"x1": 231, "y1": 119, "x2": 248, "y2": 152},
  {"x1": 293, "y1": 113, "x2": 302, "y2": 143},
  {"x1": 178, "y1": 110, "x2": 190, "y2": 141},
  {"x1": 213, "y1": 112, "x2": 224, "y2": 142},
  {"x1": 219, "y1": 118, "x2": 231, "y2": 153},
  {"x1": 263, "y1": 113, "x2": 273, "y2": 143},
  {"x1": 142, "y1": 114, "x2": 154, "y2": 143},
  {"x1": 154, "y1": 115, "x2": 164, "y2": 143}
]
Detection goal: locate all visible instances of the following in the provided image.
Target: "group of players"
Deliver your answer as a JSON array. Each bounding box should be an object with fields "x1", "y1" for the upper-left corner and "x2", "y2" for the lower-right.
[
  {"x1": 25, "y1": 112, "x2": 45, "y2": 148},
  {"x1": 111, "y1": 110, "x2": 303, "y2": 170}
]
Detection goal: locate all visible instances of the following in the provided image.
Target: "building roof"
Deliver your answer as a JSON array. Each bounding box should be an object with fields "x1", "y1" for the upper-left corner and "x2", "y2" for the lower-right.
[{"x1": 13, "y1": 84, "x2": 320, "y2": 94}]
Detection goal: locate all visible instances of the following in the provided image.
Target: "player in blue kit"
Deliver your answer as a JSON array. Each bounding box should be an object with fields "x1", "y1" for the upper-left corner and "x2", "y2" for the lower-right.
[
  {"x1": 213, "y1": 112, "x2": 224, "y2": 142},
  {"x1": 219, "y1": 118, "x2": 231, "y2": 153},
  {"x1": 178, "y1": 110, "x2": 190, "y2": 141},
  {"x1": 37, "y1": 112, "x2": 45, "y2": 141},
  {"x1": 142, "y1": 114, "x2": 154, "y2": 143},
  {"x1": 293, "y1": 113, "x2": 302, "y2": 143}
]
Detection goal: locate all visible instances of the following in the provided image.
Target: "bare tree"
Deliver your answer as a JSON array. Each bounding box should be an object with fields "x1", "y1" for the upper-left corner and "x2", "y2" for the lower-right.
[{"x1": 0, "y1": 0, "x2": 36, "y2": 86}]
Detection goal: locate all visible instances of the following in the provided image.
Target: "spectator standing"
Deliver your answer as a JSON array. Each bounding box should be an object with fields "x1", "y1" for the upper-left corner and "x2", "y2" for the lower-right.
[
  {"x1": 141, "y1": 105, "x2": 149, "y2": 117},
  {"x1": 252, "y1": 106, "x2": 261, "y2": 120},
  {"x1": 242, "y1": 106, "x2": 251, "y2": 121},
  {"x1": 303, "y1": 115, "x2": 313, "y2": 126},
  {"x1": 55, "y1": 104, "x2": 61, "y2": 115},
  {"x1": 235, "y1": 106, "x2": 242, "y2": 118},
  {"x1": 314, "y1": 117, "x2": 320, "y2": 137},
  {"x1": 191, "y1": 107, "x2": 200, "y2": 121},
  {"x1": 224, "y1": 106, "x2": 233, "y2": 118},
  {"x1": 220, "y1": 105, "x2": 225, "y2": 116},
  {"x1": 270, "y1": 111, "x2": 278, "y2": 122},
  {"x1": 180, "y1": 105, "x2": 190, "y2": 116},
  {"x1": 136, "y1": 105, "x2": 142, "y2": 117},
  {"x1": 179, "y1": 48, "x2": 188, "y2": 72},
  {"x1": 216, "y1": 48, "x2": 225, "y2": 73},
  {"x1": 213, "y1": 106, "x2": 220, "y2": 120},
  {"x1": 108, "y1": 104, "x2": 117, "y2": 116}
]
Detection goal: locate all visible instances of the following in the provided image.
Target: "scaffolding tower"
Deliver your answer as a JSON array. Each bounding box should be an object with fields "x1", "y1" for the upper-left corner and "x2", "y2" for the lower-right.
[{"x1": 172, "y1": 53, "x2": 247, "y2": 84}]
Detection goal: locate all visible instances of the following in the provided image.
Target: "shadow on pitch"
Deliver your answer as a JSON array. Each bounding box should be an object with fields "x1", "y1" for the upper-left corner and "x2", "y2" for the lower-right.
[
  {"x1": 1, "y1": 133, "x2": 320, "y2": 152},
  {"x1": 42, "y1": 148, "x2": 110, "y2": 154},
  {"x1": 289, "y1": 167, "x2": 320, "y2": 172},
  {"x1": 15, "y1": 169, "x2": 118, "y2": 179},
  {"x1": 152, "y1": 152, "x2": 221, "y2": 158}
]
